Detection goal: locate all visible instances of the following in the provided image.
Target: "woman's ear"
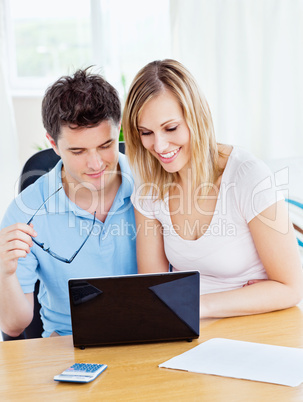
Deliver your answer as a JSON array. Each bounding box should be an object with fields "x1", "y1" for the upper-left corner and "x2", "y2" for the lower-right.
[{"x1": 46, "y1": 133, "x2": 60, "y2": 156}]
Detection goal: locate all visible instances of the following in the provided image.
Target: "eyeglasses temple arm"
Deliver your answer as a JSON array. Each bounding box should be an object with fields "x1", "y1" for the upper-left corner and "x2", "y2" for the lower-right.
[{"x1": 27, "y1": 187, "x2": 62, "y2": 225}]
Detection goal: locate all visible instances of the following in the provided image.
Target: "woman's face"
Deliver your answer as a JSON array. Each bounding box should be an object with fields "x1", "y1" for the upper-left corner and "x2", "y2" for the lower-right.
[{"x1": 137, "y1": 90, "x2": 191, "y2": 175}]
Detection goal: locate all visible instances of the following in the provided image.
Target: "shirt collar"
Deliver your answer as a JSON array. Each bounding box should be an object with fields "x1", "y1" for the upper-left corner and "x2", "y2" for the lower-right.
[
  {"x1": 44, "y1": 152, "x2": 134, "y2": 216},
  {"x1": 43, "y1": 160, "x2": 80, "y2": 215}
]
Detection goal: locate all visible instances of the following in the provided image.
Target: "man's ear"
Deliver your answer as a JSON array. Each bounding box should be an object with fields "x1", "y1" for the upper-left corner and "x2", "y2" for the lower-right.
[{"x1": 46, "y1": 133, "x2": 60, "y2": 156}]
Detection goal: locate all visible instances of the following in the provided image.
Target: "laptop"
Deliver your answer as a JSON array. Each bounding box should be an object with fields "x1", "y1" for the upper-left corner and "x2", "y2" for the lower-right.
[{"x1": 68, "y1": 271, "x2": 200, "y2": 348}]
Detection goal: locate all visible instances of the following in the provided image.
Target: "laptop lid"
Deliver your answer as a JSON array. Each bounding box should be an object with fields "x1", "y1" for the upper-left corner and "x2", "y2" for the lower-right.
[{"x1": 68, "y1": 271, "x2": 200, "y2": 348}]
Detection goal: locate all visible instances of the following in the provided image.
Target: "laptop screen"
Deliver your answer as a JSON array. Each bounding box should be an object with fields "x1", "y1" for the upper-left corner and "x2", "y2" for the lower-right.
[{"x1": 69, "y1": 271, "x2": 200, "y2": 348}]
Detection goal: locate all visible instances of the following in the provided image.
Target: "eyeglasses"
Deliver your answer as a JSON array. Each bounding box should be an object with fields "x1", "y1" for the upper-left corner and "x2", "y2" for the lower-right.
[{"x1": 27, "y1": 187, "x2": 96, "y2": 264}]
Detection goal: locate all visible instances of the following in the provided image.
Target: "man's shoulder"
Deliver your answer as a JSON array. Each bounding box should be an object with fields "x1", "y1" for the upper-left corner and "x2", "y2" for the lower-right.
[
  {"x1": 118, "y1": 153, "x2": 134, "y2": 197},
  {"x1": 1, "y1": 161, "x2": 62, "y2": 228},
  {"x1": 118, "y1": 152, "x2": 132, "y2": 174},
  {"x1": 18, "y1": 161, "x2": 61, "y2": 205},
  {"x1": 1, "y1": 183, "x2": 43, "y2": 229}
]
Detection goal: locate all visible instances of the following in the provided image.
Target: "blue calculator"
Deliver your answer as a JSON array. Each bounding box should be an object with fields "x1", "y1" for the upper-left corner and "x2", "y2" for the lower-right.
[{"x1": 54, "y1": 363, "x2": 107, "y2": 383}]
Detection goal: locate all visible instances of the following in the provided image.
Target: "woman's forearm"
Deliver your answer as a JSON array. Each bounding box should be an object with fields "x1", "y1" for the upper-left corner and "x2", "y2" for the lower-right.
[{"x1": 200, "y1": 280, "x2": 303, "y2": 318}]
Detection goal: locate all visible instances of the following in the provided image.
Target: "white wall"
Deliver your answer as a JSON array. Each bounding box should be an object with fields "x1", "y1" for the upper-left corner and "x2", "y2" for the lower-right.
[{"x1": 12, "y1": 95, "x2": 46, "y2": 167}]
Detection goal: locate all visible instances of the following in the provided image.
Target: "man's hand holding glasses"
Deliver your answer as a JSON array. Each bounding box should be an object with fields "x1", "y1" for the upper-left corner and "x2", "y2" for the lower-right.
[
  {"x1": 0, "y1": 222, "x2": 37, "y2": 277},
  {"x1": 0, "y1": 187, "x2": 96, "y2": 277}
]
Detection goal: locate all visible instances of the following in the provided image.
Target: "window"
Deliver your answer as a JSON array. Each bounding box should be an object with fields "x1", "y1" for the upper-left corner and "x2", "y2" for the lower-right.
[
  {"x1": 5, "y1": 0, "x2": 171, "y2": 96},
  {"x1": 5, "y1": 0, "x2": 92, "y2": 91}
]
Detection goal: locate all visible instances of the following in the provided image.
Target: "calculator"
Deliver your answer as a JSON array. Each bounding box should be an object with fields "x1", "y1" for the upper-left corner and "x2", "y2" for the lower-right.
[{"x1": 54, "y1": 363, "x2": 107, "y2": 383}]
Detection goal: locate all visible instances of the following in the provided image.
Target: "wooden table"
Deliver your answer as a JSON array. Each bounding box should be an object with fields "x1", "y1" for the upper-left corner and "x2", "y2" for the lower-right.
[{"x1": 1, "y1": 304, "x2": 303, "y2": 401}]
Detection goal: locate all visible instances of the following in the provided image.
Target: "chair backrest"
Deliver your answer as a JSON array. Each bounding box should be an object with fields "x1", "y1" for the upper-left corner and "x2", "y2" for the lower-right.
[
  {"x1": 2, "y1": 143, "x2": 126, "y2": 341},
  {"x1": 19, "y1": 148, "x2": 61, "y2": 193}
]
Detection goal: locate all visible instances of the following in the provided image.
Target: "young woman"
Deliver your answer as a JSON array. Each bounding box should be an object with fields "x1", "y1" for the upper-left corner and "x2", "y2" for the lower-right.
[{"x1": 122, "y1": 59, "x2": 303, "y2": 318}]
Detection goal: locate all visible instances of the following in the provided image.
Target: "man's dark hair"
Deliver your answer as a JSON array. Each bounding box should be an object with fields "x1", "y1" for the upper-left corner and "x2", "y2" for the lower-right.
[{"x1": 42, "y1": 67, "x2": 121, "y2": 143}]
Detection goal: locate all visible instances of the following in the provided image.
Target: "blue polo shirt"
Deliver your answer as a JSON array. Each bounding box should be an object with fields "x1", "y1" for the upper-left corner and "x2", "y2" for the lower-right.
[{"x1": 0, "y1": 153, "x2": 137, "y2": 336}]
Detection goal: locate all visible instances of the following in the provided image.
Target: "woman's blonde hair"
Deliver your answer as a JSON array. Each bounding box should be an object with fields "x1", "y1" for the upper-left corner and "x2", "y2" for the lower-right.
[{"x1": 122, "y1": 59, "x2": 219, "y2": 200}]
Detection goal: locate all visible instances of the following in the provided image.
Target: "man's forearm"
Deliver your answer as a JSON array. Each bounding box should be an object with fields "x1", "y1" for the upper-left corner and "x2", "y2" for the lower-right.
[{"x1": 0, "y1": 273, "x2": 33, "y2": 337}]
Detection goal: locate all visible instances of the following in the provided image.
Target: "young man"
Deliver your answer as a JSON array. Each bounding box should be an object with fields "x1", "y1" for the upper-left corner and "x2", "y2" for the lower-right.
[{"x1": 0, "y1": 69, "x2": 137, "y2": 337}]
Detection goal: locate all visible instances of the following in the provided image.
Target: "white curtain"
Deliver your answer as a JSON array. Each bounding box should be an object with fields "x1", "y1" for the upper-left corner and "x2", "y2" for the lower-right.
[
  {"x1": 170, "y1": 0, "x2": 303, "y2": 160},
  {"x1": 0, "y1": 0, "x2": 20, "y2": 221}
]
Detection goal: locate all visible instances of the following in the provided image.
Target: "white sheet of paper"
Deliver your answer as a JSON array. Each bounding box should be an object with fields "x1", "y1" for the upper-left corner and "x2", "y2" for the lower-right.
[{"x1": 159, "y1": 338, "x2": 303, "y2": 387}]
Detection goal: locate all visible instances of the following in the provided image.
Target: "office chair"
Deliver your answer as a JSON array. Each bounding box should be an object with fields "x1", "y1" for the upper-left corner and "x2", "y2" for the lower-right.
[{"x1": 2, "y1": 142, "x2": 126, "y2": 341}]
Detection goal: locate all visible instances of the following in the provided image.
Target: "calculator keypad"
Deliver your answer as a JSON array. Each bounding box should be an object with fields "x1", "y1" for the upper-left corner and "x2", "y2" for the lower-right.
[{"x1": 69, "y1": 363, "x2": 102, "y2": 373}]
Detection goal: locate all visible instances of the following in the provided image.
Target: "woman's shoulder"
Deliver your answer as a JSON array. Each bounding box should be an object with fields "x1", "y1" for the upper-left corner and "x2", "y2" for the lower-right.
[{"x1": 220, "y1": 145, "x2": 271, "y2": 183}]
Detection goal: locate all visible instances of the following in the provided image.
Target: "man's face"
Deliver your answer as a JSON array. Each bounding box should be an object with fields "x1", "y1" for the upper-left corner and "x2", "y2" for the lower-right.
[{"x1": 47, "y1": 120, "x2": 120, "y2": 194}]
